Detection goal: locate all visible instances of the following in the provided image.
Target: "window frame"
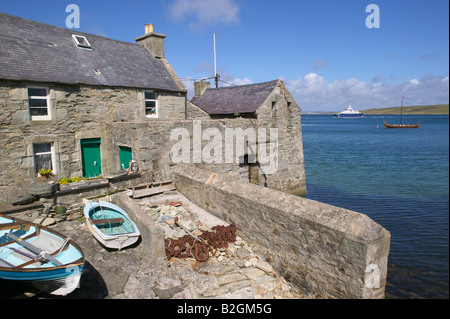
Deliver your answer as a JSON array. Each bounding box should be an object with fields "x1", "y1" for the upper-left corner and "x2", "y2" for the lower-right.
[
  {"x1": 33, "y1": 142, "x2": 56, "y2": 176},
  {"x1": 72, "y1": 34, "x2": 92, "y2": 49},
  {"x1": 28, "y1": 86, "x2": 51, "y2": 121},
  {"x1": 144, "y1": 91, "x2": 158, "y2": 118}
]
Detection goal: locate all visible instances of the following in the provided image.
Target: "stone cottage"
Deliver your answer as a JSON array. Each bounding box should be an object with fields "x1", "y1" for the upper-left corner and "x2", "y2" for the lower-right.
[
  {"x1": 0, "y1": 12, "x2": 305, "y2": 202},
  {"x1": 0, "y1": 13, "x2": 185, "y2": 202},
  {"x1": 190, "y1": 80, "x2": 306, "y2": 195}
]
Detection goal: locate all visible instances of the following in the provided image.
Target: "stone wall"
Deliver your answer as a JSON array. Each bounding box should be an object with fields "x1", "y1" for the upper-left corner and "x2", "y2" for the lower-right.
[
  {"x1": 255, "y1": 81, "x2": 306, "y2": 196},
  {"x1": 0, "y1": 80, "x2": 185, "y2": 202},
  {"x1": 114, "y1": 192, "x2": 166, "y2": 263},
  {"x1": 171, "y1": 165, "x2": 391, "y2": 299},
  {"x1": 1, "y1": 79, "x2": 307, "y2": 203},
  {"x1": 105, "y1": 118, "x2": 258, "y2": 183},
  {"x1": 187, "y1": 80, "x2": 306, "y2": 196}
]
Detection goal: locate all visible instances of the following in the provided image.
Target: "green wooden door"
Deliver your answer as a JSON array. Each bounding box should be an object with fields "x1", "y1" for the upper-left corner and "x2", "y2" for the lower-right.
[
  {"x1": 81, "y1": 138, "x2": 101, "y2": 178},
  {"x1": 119, "y1": 146, "x2": 132, "y2": 170}
]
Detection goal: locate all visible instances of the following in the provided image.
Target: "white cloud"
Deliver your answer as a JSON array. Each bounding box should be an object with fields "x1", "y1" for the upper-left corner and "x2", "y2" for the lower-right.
[
  {"x1": 282, "y1": 74, "x2": 449, "y2": 112},
  {"x1": 182, "y1": 71, "x2": 253, "y2": 100},
  {"x1": 222, "y1": 77, "x2": 253, "y2": 86},
  {"x1": 168, "y1": 0, "x2": 240, "y2": 30}
]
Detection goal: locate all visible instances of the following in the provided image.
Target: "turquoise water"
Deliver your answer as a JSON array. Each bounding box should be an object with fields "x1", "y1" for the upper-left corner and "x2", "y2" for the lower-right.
[{"x1": 302, "y1": 114, "x2": 449, "y2": 299}]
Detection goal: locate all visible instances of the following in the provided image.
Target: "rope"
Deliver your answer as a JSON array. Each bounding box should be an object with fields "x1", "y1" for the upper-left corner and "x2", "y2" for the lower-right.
[{"x1": 55, "y1": 238, "x2": 71, "y2": 256}]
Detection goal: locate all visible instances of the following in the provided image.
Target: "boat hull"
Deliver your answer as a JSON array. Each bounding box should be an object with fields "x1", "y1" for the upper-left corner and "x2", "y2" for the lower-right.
[
  {"x1": 0, "y1": 265, "x2": 83, "y2": 296},
  {"x1": 0, "y1": 214, "x2": 85, "y2": 296},
  {"x1": 334, "y1": 114, "x2": 365, "y2": 118},
  {"x1": 84, "y1": 201, "x2": 140, "y2": 250},
  {"x1": 383, "y1": 120, "x2": 420, "y2": 128}
]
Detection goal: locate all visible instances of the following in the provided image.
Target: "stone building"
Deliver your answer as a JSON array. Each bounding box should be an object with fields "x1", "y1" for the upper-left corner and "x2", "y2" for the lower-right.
[
  {"x1": 190, "y1": 80, "x2": 305, "y2": 195},
  {"x1": 0, "y1": 12, "x2": 305, "y2": 202},
  {"x1": 0, "y1": 13, "x2": 186, "y2": 202}
]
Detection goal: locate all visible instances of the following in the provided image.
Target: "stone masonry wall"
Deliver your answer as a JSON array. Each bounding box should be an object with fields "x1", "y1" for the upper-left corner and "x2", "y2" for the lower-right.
[
  {"x1": 255, "y1": 81, "x2": 306, "y2": 196},
  {"x1": 105, "y1": 118, "x2": 258, "y2": 183},
  {"x1": 171, "y1": 165, "x2": 391, "y2": 299},
  {"x1": 1, "y1": 79, "x2": 307, "y2": 203},
  {"x1": 187, "y1": 80, "x2": 306, "y2": 196},
  {"x1": 0, "y1": 80, "x2": 185, "y2": 202}
]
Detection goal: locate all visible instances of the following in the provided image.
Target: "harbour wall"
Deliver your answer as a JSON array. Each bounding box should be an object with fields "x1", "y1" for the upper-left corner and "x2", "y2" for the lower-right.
[{"x1": 171, "y1": 165, "x2": 391, "y2": 299}]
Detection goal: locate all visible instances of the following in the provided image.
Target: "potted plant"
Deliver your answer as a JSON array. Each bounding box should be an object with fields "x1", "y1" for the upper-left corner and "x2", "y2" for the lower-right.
[{"x1": 38, "y1": 168, "x2": 53, "y2": 178}]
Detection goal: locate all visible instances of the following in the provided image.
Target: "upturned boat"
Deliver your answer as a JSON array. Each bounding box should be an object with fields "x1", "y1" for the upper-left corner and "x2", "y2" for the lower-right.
[
  {"x1": 84, "y1": 201, "x2": 140, "y2": 250},
  {"x1": 0, "y1": 214, "x2": 85, "y2": 296}
]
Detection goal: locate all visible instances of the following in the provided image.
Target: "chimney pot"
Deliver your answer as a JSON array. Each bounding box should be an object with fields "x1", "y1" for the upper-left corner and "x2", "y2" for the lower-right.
[{"x1": 145, "y1": 23, "x2": 154, "y2": 34}]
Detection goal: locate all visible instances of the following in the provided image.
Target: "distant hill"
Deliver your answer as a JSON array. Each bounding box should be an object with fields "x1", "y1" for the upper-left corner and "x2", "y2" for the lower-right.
[{"x1": 361, "y1": 104, "x2": 449, "y2": 115}]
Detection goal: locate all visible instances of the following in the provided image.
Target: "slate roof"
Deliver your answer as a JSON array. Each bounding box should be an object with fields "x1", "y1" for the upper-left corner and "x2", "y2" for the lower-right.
[
  {"x1": 0, "y1": 13, "x2": 183, "y2": 92},
  {"x1": 191, "y1": 80, "x2": 279, "y2": 115}
]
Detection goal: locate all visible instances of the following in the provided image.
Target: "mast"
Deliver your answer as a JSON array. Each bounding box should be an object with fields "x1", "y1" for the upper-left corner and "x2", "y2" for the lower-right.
[
  {"x1": 401, "y1": 97, "x2": 404, "y2": 125},
  {"x1": 214, "y1": 32, "x2": 218, "y2": 88}
]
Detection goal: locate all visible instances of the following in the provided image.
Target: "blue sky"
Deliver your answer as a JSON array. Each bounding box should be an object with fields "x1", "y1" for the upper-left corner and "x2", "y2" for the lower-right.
[{"x1": 1, "y1": 0, "x2": 448, "y2": 112}]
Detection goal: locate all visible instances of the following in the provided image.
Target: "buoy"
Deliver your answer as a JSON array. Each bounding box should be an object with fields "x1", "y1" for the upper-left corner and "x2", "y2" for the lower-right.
[{"x1": 376, "y1": 126, "x2": 379, "y2": 129}]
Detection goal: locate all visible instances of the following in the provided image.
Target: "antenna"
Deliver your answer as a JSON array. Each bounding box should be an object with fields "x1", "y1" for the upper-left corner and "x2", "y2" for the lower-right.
[{"x1": 213, "y1": 32, "x2": 219, "y2": 88}]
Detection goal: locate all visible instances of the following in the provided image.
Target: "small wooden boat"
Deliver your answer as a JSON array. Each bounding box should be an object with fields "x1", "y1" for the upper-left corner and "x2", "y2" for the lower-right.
[
  {"x1": 383, "y1": 97, "x2": 420, "y2": 128},
  {"x1": 0, "y1": 214, "x2": 85, "y2": 296},
  {"x1": 84, "y1": 201, "x2": 140, "y2": 250},
  {"x1": 383, "y1": 120, "x2": 420, "y2": 129}
]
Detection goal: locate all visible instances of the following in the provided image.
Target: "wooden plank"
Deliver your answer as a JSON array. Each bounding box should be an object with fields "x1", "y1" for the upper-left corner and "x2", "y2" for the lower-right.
[
  {"x1": 131, "y1": 181, "x2": 173, "y2": 191},
  {"x1": 132, "y1": 183, "x2": 176, "y2": 199},
  {"x1": 0, "y1": 222, "x2": 32, "y2": 231},
  {"x1": 89, "y1": 218, "x2": 124, "y2": 225}
]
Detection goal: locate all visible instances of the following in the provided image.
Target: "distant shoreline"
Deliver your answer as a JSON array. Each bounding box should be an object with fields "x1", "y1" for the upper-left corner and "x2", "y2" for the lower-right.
[{"x1": 304, "y1": 104, "x2": 449, "y2": 115}]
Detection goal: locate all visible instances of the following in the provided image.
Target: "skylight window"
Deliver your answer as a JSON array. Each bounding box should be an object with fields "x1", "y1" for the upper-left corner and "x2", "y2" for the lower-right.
[{"x1": 72, "y1": 34, "x2": 91, "y2": 49}]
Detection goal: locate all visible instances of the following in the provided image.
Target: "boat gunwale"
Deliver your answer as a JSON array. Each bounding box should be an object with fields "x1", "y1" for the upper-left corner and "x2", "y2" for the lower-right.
[
  {"x1": 0, "y1": 214, "x2": 85, "y2": 273},
  {"x1": 383, "y1": 120, "x2": 421, "y2": 128},
  {"x1": 84, "y1": 201, "x2": 140, "y2": 240}
]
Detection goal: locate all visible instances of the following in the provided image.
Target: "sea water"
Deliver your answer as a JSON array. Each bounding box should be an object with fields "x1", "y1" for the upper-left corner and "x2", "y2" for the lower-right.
[{"x1": 302, "y1": 114, "x2": 449, "y2": 299}]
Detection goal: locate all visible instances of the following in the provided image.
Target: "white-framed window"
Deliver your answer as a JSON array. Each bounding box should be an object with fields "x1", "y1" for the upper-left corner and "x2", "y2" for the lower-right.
[
  {"x1": 33, "y1": 143, "x2": 56, "y2": 175},
  {"x1": 72, "y1": 34, "x2": 92, "y2": 49},
  {"x1": 144, "y1": 91, "x2": 158, "y2": 118},
  {"x1": 28, "y1": 87, "x2": 51, "y2": 120}
]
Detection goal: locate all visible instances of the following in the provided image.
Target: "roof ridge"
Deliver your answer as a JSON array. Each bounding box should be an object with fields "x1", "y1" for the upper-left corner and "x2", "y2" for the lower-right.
[{"x1": 206, "y1": 79, "x2": 280, "y2": 91}]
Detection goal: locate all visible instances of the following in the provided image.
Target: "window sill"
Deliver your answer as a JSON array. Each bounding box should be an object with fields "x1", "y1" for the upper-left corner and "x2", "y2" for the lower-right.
[{"x1": 31, "y1": 117, "x2": 52, "y2": 122}]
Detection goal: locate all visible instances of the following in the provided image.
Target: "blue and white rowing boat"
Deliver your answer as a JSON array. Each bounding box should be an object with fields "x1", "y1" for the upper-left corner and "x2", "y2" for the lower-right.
[
  {"x1": 0, "y1": 214, "x2": 85, "y2": 296},
  {"x1": 84, "y1": 201, "x2": 140, "y2": 250}
]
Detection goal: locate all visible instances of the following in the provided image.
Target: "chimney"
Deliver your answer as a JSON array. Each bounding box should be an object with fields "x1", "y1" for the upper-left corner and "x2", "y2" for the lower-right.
[
  {"x1": 145, "y1": 23, "x2": 154, "y2": 34},
  {"x1": 194, "y1": 80, "x2": 211, "y2": 97},
  {"x1": 135, "y1": 24, "x2": 166, "y2": 59}
]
